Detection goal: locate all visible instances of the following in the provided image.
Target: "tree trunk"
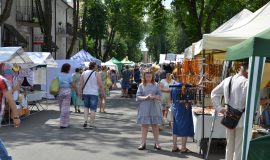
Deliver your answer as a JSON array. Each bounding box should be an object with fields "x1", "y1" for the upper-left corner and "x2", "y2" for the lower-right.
[
  {"x1": 98, "y1": 38, "x2": 102, "y2": 58},
  {"x1": 94, "y1": 37, "x2": 98, "y2": 58},
  {"x1": 103, "y1": 28, "x2": 116, "y2": 62},
  {"x1": 0, "y1": 0, "x2": 13, "y2": 24},
  {"x1": 43, "y1": 0, "x2": 52, "y2": 52},
  {"x1": 66, "y1": 0, "x2": 79, "y2": 59},
  {"x1": 34, "y1": 0, "x2": 53, "y2": 52},
  {"x1": 81, "y1": 0, "x2": 88, "y2": 50}
]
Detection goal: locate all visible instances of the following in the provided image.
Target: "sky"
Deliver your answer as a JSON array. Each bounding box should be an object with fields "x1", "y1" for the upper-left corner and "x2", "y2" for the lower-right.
[{"x1": 140, "y1": 0, "x2": 172, "y2": 51}]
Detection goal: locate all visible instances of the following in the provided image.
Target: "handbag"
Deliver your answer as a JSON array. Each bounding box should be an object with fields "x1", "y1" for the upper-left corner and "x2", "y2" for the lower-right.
[
  {"x1": 221, "y1": 104, "x2": 244, "y2": 129},
  {"x1": 81, "y1": 71, "x2": 95, "y2": 100},
  {"x1": 50, "y1": 77, "x2": 59, "y2": 95},
  {"x1": 221, "y1": 76, "x2": 245, "y2": 129}
]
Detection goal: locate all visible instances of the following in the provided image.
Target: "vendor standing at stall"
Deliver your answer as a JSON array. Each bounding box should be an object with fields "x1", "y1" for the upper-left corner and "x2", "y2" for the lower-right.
[{"x1": 11, "y1": 64, "x2": 21, "y2": 104}]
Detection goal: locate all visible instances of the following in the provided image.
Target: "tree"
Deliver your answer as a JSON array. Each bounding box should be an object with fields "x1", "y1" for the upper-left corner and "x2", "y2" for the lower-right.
[
  {"x1": 35, "y1": 0, "x2": 54, "y2": 52},
  {"x1": 66, "y1": 0, "x2": 80, "y2": 59},
  {"x1": 0, "y1": 0, "x2": 13, "y2": 24},
  {"x1": 81, "y1": 0, "x2": 88, "y2": 50},
  {"x1": 86, "y1": 0, "x2": 107, "y2": 59}
]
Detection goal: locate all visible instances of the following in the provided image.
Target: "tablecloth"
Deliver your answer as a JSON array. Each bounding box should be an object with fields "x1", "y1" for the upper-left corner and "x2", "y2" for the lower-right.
[{"x1": 192, "y1": 111, "x2": 226, "y2": 145}]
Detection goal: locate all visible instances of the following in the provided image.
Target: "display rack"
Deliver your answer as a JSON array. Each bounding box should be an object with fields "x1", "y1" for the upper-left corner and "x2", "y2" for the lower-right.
[{"x1": 175, "y1": 52, "x2": 224, "y2": 158}]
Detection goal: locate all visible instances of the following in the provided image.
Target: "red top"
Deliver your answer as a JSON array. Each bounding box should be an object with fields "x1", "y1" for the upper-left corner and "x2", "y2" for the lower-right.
[{"x1": 0, "y1": 75, "x2": 11, "y2": 113}]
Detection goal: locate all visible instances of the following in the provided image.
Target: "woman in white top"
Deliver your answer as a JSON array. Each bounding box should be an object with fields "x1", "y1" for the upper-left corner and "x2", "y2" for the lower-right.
[
  {"x1": 80, "y1": 62, "x2": 105, "y2": 128},
  {"x1": 159, "y1": 73, "x2": 174, "y2": 122}
]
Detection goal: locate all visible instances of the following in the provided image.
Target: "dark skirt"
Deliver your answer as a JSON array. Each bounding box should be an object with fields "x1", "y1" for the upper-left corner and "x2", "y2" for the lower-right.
[{"x1": 172, "y1": 103, "x2": 194, "y2": 137}]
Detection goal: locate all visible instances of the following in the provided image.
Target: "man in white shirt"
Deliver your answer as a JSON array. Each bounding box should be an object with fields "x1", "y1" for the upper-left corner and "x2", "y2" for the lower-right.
[{"x1": 211, "y1": 62, "x2": 248, "y2": 160}]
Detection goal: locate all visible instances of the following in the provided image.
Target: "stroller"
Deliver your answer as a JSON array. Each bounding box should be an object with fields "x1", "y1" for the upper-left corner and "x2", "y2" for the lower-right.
[{"x1": 127, "y1": 81, "x2": 138, "y2": 98}]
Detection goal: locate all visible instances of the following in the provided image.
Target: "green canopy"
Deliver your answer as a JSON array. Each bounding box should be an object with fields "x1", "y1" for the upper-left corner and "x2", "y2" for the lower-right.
[
  {"x1": 226, "y1": 27, "x2": 270, "y2": 160},
  {"x1": 108, "y1": 57, "x2": 122, "y2": 71},
  {"x1": 248, "y1": 135, "x2": 270, "y2": 160},
  {"x1": 121, "y1": 56, "x2": 134, "y2": 64},
  {"x1": 226, "y1": 28, "x2": 270, "y2": 60},
  {"x1": 111, "y1": 57, "x2": 122, "y2": 64}
]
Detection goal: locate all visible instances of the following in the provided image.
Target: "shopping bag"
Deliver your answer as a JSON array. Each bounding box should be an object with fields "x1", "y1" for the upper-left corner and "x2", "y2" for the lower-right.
[{"x1": 50, "y1": 77, "x2": 59, "y2": 95}]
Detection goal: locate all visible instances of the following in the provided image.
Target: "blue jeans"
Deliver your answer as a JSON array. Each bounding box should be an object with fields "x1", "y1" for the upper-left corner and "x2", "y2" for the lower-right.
[
  {"x1": 83, "y1": 95, "x2": 98, "y2": 112},
  {"x1": 0, "y1": 139, "x2": 12, "y2": 160}
]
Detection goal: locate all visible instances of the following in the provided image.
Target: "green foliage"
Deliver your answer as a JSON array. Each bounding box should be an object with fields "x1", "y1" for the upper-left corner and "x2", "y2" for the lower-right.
[{"x1": 83, "y1": 0, "x2": 268, "y2": 62}]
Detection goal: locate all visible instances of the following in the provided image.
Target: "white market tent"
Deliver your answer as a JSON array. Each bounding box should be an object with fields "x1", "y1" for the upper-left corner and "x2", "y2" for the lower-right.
[
  {"x1": 25, "y1": 52, "x2": 57, "y2": 67},
  {"x1": 103, "y1": 60, "x2": 118, "y2": 70},
  {"x1": 71, "y1": 49, "x2": 102, "y2": 66},
  {"x1": 46, "y1": 59, "x2": 83, "y2": 99},
  {"x1": 159, "y1": 54, "x2": 184, "y2": 64},
  {"x1": 184, "y1": 9, "x2": 253, "y2": 58},
  {"x1": 0, "y1": 47, "x2": 32, "y2": 64},
  {"x1": 202, "y1": 2, "x2": 270, "y2": 50}
]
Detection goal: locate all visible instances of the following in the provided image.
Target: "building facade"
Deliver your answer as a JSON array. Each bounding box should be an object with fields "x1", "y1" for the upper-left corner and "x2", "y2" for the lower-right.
[{"x1": 0, "y1": 0, "x2": 80, "y2": 59}]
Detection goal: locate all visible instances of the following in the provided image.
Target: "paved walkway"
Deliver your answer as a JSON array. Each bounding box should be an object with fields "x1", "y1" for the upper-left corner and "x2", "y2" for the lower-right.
[{"x1": 0, "y1": 90, "x2": 225, "y2": 160}]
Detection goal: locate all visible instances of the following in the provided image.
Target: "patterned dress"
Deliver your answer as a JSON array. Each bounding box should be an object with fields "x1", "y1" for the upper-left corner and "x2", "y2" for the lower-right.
[
  {"x1": 58, "y1": 73, "x2": 73, "y2": 127},
  {"x1": 100, "y1": 71, "x2": 110, "y2": 97},
  {"x1": 71, "y1": 73, "x2": 84, "y2": 106},
  {"x1": 171, "y1": 82, "x2": 194, "y2": 137},
  {"x1": 136, "y1": 83, "x2": 163, "y2": 125}
]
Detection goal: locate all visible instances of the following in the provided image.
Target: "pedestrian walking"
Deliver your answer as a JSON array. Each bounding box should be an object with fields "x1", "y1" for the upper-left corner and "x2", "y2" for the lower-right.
[
  {"x1": 159, "y1": 73, "x2": 174, "y2": 125},
  {"x1": 80, "y1": 62, "x2": 105, "y2": 128},
  {"x1": 0, "y1": 74, "x2": 21, "y2": 160},
  {"x1": 136, "y1": 69, "x2": 163, "y2": 150},
  {"x1": 121, "y1": 66, "x2": 132, "y2": 98},
  {"x1": 111, "y1": 69, "x2": 117, "y2": 89},
  {"x1": 211, "y1": 62, "x2": 248, "y2": 160},
  {"x1": 99, "y1": 66, "x2": 110, "y2": 113},
  {"x1": 72, "y1": 68, "x2": 84, "y2": 113},
  {"x1": 58, "y1": 63, "x2": 79, "y2": 129},
  {"x1": 134, "y1": 65, "x2": 141, "y2": 85}
]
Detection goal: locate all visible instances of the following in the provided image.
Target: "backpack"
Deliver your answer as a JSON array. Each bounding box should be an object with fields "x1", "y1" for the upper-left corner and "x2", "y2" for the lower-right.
[{"x1": 50, "y1": 77, "x2": 59, "y2": 95}]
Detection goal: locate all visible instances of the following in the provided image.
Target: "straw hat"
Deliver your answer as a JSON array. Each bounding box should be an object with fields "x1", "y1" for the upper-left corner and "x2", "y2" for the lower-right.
[{"x1": 12, "y1": 64, "x2": 21, "y2": 72}]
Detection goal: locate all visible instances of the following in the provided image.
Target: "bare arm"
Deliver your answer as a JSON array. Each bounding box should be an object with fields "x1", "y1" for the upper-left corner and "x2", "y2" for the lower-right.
[
  {"x1": 71, "y1": 80, "x2": 79, "y2": 95},
  {"x1": 159, "y1": 81, "x2": 170, "y2": 93},
  {"x1": 3, "y1": 90, "x2": 20, "y2": 127},
  {"x1": 136, "y1": 84, "x2": 150, "y2": 101},
  {"x1": 79, "y1": 75, "x2": 84, "y2": 96},
  {"x1": 96, "y1": 72, "x2": 105, "y2": 97}
]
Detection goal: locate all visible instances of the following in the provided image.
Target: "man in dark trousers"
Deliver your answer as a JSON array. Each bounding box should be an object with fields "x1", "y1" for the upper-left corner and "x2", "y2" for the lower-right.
[{"x1": 121, "y1": 65, "x2": 132, "y2": 98}]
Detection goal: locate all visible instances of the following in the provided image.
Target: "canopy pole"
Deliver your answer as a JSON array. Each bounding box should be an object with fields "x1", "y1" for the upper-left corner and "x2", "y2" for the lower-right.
[
  {"x1": 241, "y1": 56, "x2": 265, "y2": 160},
  {"x1": 202, "y1": 49, "x2": 206, "y2": 157}
]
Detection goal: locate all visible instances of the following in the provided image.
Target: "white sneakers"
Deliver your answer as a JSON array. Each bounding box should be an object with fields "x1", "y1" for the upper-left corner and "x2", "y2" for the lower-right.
[{"x1": 89, "y1": 118, "x2": 96, "y2": 128}]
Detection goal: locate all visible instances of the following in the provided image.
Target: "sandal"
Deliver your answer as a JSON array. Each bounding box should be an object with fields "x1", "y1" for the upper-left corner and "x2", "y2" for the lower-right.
[
  {"x1": 181, "y1": 148, "x2": 192, "y2": 153},
  {"x1": 172, "y1": 147, "x2": 180, "y2": 152}
]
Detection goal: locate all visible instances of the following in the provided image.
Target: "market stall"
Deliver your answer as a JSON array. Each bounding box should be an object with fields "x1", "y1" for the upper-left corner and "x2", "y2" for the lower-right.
[
  {"x1": 188, "y1": 9, "x2": 253, "y2": 59},
  {"x1": 23, "y1": 52, "x2": 58, "y2": 110},
  {"x1": 192, "y1": 107, "x2": 226, "y2": 144},
  {"x1": 0, "y1": 47, "x2": 34, "y2": 126},
  {"x1": 159, "y1": 53, "x2": 184, "y2": 64},
  {"x1": 121, "y1": 56, "x2": 135, "y2": 66},
  {"x1": 71, "y1": 49, "x2": 102, "y2": 66},
  {"x1": 46, "y1": 59, "x2": 82, "y2": 99},
  {"x1": 226, "y1": 27, "x2": 270, "y2": 160},
  {"x1": 105, "y1": 57, "x2": 122, "y2": 71}
]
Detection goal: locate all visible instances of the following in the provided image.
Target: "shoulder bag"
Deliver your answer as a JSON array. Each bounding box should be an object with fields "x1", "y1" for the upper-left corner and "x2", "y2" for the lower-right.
[
  {"x1": 81, "y1": 71, "x2": 95, "y2": 100},
  {"x1": 221, "y1": 76, "x2": 245, "y2": 129}
]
